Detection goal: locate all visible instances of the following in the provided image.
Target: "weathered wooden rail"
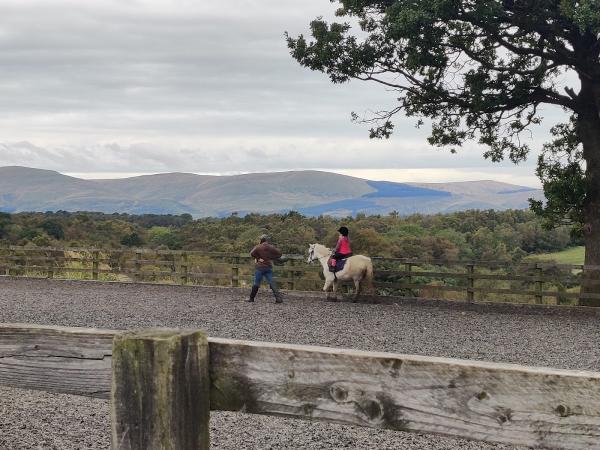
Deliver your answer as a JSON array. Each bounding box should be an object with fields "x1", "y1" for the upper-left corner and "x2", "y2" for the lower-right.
[
  {"x1": 1, "y1": 245, "x2": 599, "y2": 305},
  {"x1": 0, "y1": 323, "x2": 599, "y2": 449}
]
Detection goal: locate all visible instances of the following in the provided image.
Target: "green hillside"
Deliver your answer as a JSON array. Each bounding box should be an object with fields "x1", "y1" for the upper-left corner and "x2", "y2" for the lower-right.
[{"x1": 525, "y1": 246, "x2": 585, "y2": 265}]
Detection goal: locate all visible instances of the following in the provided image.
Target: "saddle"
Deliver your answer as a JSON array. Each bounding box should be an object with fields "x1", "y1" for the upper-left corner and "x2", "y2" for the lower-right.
[{"x1": 328, "y1": 258, "x2": 347, "y2": 273}]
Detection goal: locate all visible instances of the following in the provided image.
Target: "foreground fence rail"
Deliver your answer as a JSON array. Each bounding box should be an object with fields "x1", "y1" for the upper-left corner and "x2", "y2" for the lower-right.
[
  {"x1": 2, "y1": 245, "x2": 600, "y2": 305},
  {"x1": 0, "y1": 323, "x2": 599, "y2": 449}
]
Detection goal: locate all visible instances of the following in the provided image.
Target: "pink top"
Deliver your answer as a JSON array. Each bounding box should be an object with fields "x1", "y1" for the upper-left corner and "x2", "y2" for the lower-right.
[{"x1": 335, "y1": 236, "x2": 351, "y2": 254}]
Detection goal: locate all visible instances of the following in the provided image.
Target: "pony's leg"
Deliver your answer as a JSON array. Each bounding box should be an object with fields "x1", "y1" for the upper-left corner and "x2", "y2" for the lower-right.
[
  {"x1": 331, "y1": 280, "x2": 339, "y2": 301},
  {"x1": 323, "y1": 279, "x2": 333, "y2": 299},
  {"x1": 353, "y1": 279, "x2": 361, "y2": 302}
]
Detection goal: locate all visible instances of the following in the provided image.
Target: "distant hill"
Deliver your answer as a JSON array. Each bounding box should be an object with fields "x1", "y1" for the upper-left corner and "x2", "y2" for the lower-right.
[{"x1": 0, "y1": 166, "x2": 544, "y2": 217}]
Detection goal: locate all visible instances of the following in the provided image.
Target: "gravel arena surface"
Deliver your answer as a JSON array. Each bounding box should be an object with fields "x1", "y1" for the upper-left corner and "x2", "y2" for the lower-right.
[{"x1": 1, "y1": 278, "x2": 600, "y2": 449}]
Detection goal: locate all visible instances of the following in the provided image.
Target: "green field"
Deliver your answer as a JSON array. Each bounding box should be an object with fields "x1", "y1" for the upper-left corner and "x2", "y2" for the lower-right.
[{"x1": 525, "y1": 246, "x2": 585, "y2": 265}]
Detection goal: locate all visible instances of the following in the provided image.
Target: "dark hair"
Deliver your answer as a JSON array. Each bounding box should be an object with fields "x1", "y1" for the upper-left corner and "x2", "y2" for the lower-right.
[{"x1": 337, "y1": 226, "x2": 349, "y2": 236}]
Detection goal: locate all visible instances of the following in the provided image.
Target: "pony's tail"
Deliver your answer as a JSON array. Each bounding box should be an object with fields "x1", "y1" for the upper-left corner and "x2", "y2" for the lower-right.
[{"x1": 363, "y1": 260, "x2": 375, "y2": 294}]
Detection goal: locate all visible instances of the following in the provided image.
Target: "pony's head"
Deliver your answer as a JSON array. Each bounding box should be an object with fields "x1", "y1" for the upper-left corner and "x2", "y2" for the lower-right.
[
  {"x1": 307, "y1": 243, "x2": 329, "y2": 263},
  {"x1": 307, "y1": 243, "x2": 317, "y2": 264}
]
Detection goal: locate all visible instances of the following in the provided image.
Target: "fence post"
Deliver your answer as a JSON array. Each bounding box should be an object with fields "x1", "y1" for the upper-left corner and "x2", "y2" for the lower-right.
[
  {"x1": 47, "y1": 252, "x2": 54, "y2": 279},
  {"x1": 181, "y1": 252, "x2": 188, "y2": 285},
  {"x1": 535, "y1": 264, "x2": 543, "y2": 304},
  {"x1": 287, "y1": 259, "x2": 295, "y2": 291},
  {"x1": 231, "y1": 256, "x2": 240, "y2": 287},
  {"x1": 405, "y1": 262, "x2": 413, "y2": 297},
  {"x1": 467, "y1": 264, "x2": 474, "y2": 302},
  {"x1": 134, "y1": 251, "x2": 142, "y2": 283},
  {"x1": 111, "y1": 329, "x2": 210, "y2": 450},
  {"x1": 92, "y1": 251, "x2": 99, "y2": 281},
  {"x1": 23, "y1": 250, "x2": 29, "y2": 277},
  {"x1": 4, "y1": 247, "x2": 11, "y2": 276}
]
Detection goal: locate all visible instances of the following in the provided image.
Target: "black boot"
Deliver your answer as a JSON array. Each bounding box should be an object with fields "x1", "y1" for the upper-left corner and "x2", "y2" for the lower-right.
[
  {"x1": 247, "y1": 285, "x2": 259, "y2": 302},
  {"x1": 272, "y1": 288, "x2": 283, "y2": 303}
]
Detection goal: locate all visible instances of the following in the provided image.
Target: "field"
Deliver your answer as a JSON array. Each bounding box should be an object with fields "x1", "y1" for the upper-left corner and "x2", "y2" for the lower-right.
[
  {"x1": 525, "y1": 246, "x2": 585, "y2": 265},
  {"x1": 2, "y1": 277, "x2": 600, "y2": 449}
]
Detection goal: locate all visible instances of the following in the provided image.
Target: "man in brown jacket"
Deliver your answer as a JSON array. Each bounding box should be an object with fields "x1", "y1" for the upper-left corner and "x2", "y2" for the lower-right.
[{"x1": 247, "y1": 234, "x2": 283, "y2": 303}]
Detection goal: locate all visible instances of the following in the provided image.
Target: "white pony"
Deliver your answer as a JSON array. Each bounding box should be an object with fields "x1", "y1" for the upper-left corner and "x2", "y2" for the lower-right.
[{"x1": 307, "y1": 243, "x2": 374, "y2": 301}]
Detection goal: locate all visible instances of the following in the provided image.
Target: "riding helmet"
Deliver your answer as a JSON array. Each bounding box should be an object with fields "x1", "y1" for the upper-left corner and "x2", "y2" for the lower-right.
[{"x1": 337, "y1": 226, "x2": 349, "y2": 236}]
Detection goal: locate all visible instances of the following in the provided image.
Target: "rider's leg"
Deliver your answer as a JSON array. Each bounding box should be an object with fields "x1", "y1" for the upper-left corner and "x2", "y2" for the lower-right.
[{"x1": 328, "y1": 257, "x2": 336, "y2": 272}]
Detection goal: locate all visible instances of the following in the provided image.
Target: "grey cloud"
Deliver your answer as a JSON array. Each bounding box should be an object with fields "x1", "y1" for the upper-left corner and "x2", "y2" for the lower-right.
[
  {"x1": 0, "y1": 0, "x2": 396, "y2": 141},
  {"x1": 0, "y1": 0, "x2": 551, "y2": 178},
  {"x1": 0, "y1": 139, "x2": 539, "y2": 175}
]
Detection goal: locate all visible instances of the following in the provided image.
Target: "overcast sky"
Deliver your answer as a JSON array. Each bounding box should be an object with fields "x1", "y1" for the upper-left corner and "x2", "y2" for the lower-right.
[{"x1": 0, "y1": 0, "x2": 573, "y2": 186}]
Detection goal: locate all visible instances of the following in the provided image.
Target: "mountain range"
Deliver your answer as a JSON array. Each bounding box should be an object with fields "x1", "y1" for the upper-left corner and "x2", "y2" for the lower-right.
[{"x1": 0, "y1": 166, "x2": 543, "y2": 217}]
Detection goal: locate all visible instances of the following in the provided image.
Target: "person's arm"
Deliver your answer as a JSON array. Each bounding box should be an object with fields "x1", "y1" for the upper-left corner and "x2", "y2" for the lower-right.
[
  {"x1": 263, "y1": 243, "x2": 281, "y2": 260},
  {"x1": 334, "y1": 236, "x2": 342, "y2": 253},
  {"x1": 250, "y1": 246, "x2": 259, "y2": 258}
]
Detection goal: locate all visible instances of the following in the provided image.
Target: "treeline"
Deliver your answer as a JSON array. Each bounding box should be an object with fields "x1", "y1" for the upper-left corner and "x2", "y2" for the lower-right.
[{"x1": 0, "y1": 209, "x2": 581, "y2": 262}]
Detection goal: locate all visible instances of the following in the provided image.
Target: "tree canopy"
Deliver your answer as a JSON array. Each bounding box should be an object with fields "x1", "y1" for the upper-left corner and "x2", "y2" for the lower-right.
[
  {"x1": 286, "y1": 0, "x2": 600, "y2": 232},
  {"x1": 0, "y1": 210, "x2": 579, "y2": 262},
  {"x1": 287, "y1": 1, "x2": 600, "y2": 303}
]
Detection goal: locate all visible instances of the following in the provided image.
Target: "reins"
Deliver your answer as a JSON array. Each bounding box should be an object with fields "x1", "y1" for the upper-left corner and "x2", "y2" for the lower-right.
[{"x1": 309, "y1": 246, "x2": 331, "y2": 264}]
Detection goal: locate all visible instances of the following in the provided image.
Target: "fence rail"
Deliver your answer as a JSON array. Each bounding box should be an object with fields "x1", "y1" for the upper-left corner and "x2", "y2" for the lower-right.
[
  {"x1": 1, "y1": 245, "x2": 598, "y2": 305},
  {"x1": 0, "y1": 323, "x2": 599, "y2": 449}
]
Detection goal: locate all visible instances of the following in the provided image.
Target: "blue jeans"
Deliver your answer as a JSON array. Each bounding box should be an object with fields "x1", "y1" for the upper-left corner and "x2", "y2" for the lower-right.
[{"x1": 253, "y1": 267, "x2": 276, "y2": 289}]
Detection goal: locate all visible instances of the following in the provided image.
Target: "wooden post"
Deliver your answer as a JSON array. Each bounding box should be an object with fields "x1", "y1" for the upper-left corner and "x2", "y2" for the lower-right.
[
  {"x1": 170, "y1": 253, "x2": 177, "y2": 284},
  {"x1": 181, "y1": 252, "x2": 188, "y2": 285},
  {"x1": 287, "y1": 259, "x2": 295, "y2": 291},
  {"x1": 4, "y1": 248, "x2": 11, "y2": 276},
  {"x1": 21, "y1": 253, "x2": 29, "y2": 277},
  {"x1": 111, "y1": 329, "x2": 210, "y2": 450},
  {"x1": 92, "y1": 251, "x2": 99, "y2": 280},
  {"x1": 11, "y1": 248, "x2": 18, "y2": 276},
  {"x1": 405, "y1": 262, "x2": 413, "y2": 297},
  {"x1": 134, "y1": 251, "x2": 142, "y2": 283},
  {"x1": 231, "y1": 256, "x2": 239, "y2": 287},
  {"x1": 535, "y1": 264, "x2": 543, "y2": 304},
  {"x1": 467, "y1": 264, "x2": 474, "y2": 302},
  {"x1": 47, "y1": 253, "x2": 54, "y2": 279}
]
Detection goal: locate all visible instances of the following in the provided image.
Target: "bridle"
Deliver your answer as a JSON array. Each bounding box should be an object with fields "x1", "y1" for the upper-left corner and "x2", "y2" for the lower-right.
[{"x1": 308, "y1": 246, "x2": 329, "y2": 264}]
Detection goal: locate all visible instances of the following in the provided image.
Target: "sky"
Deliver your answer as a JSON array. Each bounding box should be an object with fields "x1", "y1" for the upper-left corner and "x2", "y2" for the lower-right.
[{"x1": 0, "y1": 0, "x2": 576, "y2": 187}]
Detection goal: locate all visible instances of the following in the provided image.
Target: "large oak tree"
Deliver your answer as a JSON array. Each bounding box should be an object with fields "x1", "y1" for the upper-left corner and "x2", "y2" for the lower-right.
[{"x1": 287, "y1": 0, "x2": 600, "y2": 304}]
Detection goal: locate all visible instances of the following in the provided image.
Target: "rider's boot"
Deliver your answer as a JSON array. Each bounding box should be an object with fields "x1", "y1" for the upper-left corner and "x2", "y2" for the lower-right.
[
  {"x1": 247, "y1": 285, "x2": 259, "y2": 302},
  {"x1": 271, "y1": 287, "x2": 283, "y2": 303}
]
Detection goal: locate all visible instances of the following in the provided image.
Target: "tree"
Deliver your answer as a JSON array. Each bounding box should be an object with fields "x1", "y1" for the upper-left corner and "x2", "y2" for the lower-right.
[
  {"x1": 287, "y1": 0, "x2": 600, "y2": 304},
  {"x1": 0, "y1": 212, "x2": 11, "y2": 240},
  {"x1": 120, "y1": 232, "x2": 144, "y2": 247},
  {"x1": 41, "y1": 220, "x2": 65, "y2": 240}
]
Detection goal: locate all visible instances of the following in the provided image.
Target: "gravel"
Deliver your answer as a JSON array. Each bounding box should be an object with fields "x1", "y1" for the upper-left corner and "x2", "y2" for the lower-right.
[{"x1": 1, "y1": 277, "x2": 600, "y2": 449}]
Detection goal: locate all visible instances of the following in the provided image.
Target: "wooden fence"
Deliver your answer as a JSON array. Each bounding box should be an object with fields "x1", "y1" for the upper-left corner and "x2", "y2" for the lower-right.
[
  {"x1": 0, "y1": 323, "x2": 599, "y2": 449},
  {"x1": 1, "y1": 245, "x2": 600, "y2": 305}
]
